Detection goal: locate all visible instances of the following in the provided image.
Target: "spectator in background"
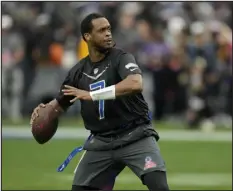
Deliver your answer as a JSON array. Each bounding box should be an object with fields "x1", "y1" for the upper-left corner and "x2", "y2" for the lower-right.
[
  {"x1": 143, "y1": 25, "x2": 171, "y2": 120},
  {"x1": 49, "y1": 42, "x2": 64, "y2": 66},
  {"x1": 2, "y1": 15, "x2": 25, "y2": 122},
  {"x1": 33, "y1": 13, "x2": 54, "y2": 65},
  {"x1": 99, "y1": 2, "x2": 120, "y2": 33},
  {"x1": 210, "y1": 22, "x2": 232, "y2": 121},
  {"x1": 60, "y1": 23, "x2": 78, "y2": 69},
  {"x1": 167, "y1": 47, "x2": 189, "y2": 115},
  {"x1": 113, "y1": 3, "x2": 141, "y2": 51},
  {"x1": 185, "y1": 22, "x2": 216, "y2": 128},
  {"x1": 186, "y1": 21, "x2": 217, "y2": 70},
  {"x1": 135, "y1": 19, "x2": 155, "y2": 114},
  {"x1": 77, "y1": 38, "x2": 89, "y2": 60},
  {"x1": 186, "y1": 57, "x2": 213, "y2": 127}
]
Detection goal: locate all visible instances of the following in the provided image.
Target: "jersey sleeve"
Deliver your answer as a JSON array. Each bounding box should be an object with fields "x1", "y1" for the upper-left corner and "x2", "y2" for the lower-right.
[
  {"x1": 55, "y1": 71, "x2": 76, "y2": 110},
  {"x1": 117, "y1": 53, "x2": 142, "y2": 79}
]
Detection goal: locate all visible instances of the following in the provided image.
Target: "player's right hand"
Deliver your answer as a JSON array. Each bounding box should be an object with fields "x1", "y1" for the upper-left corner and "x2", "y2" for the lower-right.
[{"x1": 30, "y1": 103, "x2": 46, "y2": 126}]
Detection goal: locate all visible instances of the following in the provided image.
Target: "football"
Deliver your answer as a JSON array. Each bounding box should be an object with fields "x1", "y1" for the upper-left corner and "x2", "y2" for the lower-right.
[{"x1": 31, "y1": 104, "x2": 59, "y2": 144}]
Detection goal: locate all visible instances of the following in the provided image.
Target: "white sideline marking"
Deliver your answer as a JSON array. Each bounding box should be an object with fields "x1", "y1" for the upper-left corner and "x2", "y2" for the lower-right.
[
  {"x1": 52, "y1": 172, "x2": 232, "y2": 187},
  {"x1": 2, "y1": 127, "x2": 232, "y2": 142}
]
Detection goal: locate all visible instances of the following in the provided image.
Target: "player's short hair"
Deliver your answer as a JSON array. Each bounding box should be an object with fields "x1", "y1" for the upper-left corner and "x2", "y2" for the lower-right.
[{"x1": 80, "y1": 13, "x2": 105, "y2": 41}]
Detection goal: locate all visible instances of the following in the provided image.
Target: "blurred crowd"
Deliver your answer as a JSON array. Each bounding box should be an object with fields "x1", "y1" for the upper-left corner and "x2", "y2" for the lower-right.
[{"x1": 2, "y1": 2, "x2": 232, "y2": 128}]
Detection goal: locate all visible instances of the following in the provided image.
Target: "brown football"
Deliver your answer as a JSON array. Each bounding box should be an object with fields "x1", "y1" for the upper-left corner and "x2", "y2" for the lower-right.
[{"x1": 31, "y1": 104, "x2": 59, "y2": 144}]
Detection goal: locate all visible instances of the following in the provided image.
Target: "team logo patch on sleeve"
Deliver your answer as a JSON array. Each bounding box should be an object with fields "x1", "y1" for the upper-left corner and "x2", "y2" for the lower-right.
[
  {"x1": 144, "y1": 156, "x2": 157, "y2": 170},
  {"x1": 125, "y1": 63, "x2": 139, "y2": 71}
]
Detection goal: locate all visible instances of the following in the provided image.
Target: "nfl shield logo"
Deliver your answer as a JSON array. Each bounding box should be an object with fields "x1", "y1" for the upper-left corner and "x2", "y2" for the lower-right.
[
  {"x1": 94, "y1": 68, "x2": 98, "y2": 74},
  {"x1": 144, "y1": 156, "x2": 156, "y2": 170}
]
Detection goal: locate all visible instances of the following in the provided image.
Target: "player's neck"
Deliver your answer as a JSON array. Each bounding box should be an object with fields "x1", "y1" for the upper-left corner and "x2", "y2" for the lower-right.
[{"x1": 88, "y1": 46, "x2": 108, "y2": 63}]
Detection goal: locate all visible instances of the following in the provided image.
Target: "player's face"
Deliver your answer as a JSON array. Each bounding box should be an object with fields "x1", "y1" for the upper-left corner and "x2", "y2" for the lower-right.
[{"x1": 90, "y1": 18, "x2": 113, "y2": 50}]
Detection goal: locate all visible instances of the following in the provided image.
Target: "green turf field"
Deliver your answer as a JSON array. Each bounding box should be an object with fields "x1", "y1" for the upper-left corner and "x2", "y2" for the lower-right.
[{"x1": 2, "y1": 138, "x2": 232, "y2": 190}]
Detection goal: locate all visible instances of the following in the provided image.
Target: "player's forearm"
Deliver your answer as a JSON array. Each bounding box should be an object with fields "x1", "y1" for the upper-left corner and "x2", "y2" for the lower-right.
[
  {"x1": 90, "y1": 74, "x2": 143, "y2": 101},
  {"x1": 115, "y1": 74, "x2": 143, "y2": 96},
  {"x1": 48, "y1": 99, "x2": 64, "y2": 115},
  {"x1": 43, "y1": 99, "x2": 64, "y2": 128}
]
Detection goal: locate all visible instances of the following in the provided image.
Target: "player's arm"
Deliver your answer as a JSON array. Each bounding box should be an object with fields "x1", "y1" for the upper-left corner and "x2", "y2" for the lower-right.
[
  {"x1": 114, "y1": 73, "x2": 142, "y2": 96},
  {"x1": 114, "y1": 53, "x2": 143, "y2": 96},
  {"x1": 30, "y1": 71, "x2": 76, "y2": 125}
]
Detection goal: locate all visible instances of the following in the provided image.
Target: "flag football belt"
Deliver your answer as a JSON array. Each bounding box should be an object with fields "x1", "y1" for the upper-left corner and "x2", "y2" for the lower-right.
[{"x1": 57, "y1": 134, "x2": 93, "y2": 172}]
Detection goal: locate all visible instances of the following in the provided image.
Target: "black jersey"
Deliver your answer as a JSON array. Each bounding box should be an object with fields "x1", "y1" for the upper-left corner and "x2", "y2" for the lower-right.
[{"x1": 56, "y1": 48, "x2": 151, "y2": 135}]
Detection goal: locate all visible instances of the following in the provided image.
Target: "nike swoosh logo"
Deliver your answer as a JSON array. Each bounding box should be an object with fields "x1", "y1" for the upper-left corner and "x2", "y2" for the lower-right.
[
  {"x1": 130, "y1": 68, "x2": 138, "y2": 72},
  {"x1": 82, "y1": 63, "x2": 110, "y2": 80}
]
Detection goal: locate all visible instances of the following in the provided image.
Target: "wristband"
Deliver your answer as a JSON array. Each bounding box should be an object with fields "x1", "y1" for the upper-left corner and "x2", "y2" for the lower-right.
[{"x1": 90, "y1": 85, "x2": 116, "y2": 101}]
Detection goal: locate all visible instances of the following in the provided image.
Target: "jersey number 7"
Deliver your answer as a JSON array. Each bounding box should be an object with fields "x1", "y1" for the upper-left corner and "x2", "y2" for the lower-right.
[{"x1": 90, "y1": 80, "x2": 105, "y2": 120}]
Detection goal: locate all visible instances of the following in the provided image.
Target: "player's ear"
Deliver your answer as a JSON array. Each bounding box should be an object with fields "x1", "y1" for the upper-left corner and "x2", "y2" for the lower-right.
[{"x1": 84, "y1": 33, "x2": 91, "y2": 41}]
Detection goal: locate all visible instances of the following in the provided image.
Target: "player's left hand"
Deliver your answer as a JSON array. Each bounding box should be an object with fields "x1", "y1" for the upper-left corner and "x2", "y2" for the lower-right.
[{"x1": 62, "y1": 85, "x2": 92, "y2": 102}]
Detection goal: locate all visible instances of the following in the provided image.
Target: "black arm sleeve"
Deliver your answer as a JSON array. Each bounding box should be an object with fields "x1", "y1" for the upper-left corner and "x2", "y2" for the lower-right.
[
  {"x1": 117, "y1": 53, "x2": 142, "y2": 79},
  {"x1": 55, "y1": 71, "x2": 76, "y2": 110}
]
